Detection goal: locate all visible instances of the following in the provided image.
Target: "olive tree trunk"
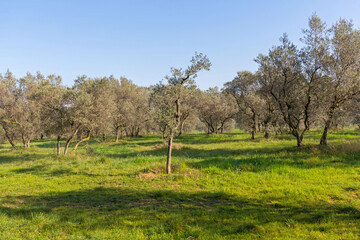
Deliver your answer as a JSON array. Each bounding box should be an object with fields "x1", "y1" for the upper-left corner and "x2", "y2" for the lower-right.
[
  {"x1": 57, "y1": 135, "x2": 61, "y2": 155},
  {"x1": 72, "y1": 130, "x2": 91, "y2": 153},
  {"x1": 166, "y1": 99, "x2": 181, "y2": 174},
  {"x1": 320, "y1": 120, "x2": 331, "y2": 145},
  {"x1": 21, "y1": 134, "x2": 30, "y2": 148},
  {"x1": 64, "y1": 125, "x2": 81, "y2": 155},
  {"x1": 177, "y1": 121, "x2": 185, "y2": 137},
  {"x1": 2, "y1": 125, "x2": 17, "y2": 149},
  {"x1": 251, "y1": 112, "x2": 256, "y2": 140},
  {"x1": 166, "y1": 129, "x2": 174, "y2": 174},
  {"x1": 296, "y1": 133, "x2": 303, "y2": 147},
  {"x1": 320, "y1": 105, "x2": 335, "y2": 146},
  {"x1": 115, "y1": 127, "x2": 120, "y2": 143}
]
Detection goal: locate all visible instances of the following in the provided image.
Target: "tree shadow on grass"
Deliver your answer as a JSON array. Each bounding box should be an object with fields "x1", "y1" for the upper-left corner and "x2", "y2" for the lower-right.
[
  {"x1": 105, "y1": 142, "x2": 360, "y2": 172},
  {"x1": 185, "y1": 145, "x2": 360, "y2": 171},
  {"x1": 0, "y1": 187, "x2": 359, "y2": 238},
  {"x1": 0, "y1": 151, "x2": 47, "y2": 164},
  {"x1": 117, "y1": 132, "x2": 261, "y2": 147},
  {"x1": 175, "y1": 132, "x2": 251, "y2": 145}
]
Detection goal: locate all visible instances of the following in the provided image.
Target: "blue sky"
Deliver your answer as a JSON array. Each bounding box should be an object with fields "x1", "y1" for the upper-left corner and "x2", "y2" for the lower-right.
[{"x1": 1, "y1": 0, "x2": 360, "y2": 89}]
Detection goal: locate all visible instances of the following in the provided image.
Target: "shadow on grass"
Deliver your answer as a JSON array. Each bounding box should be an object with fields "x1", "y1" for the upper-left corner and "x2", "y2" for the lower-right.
[
  {"x1": 0, "y1": 151, "x2": 47, "y2": 164},
  {"x1": 2, "y1": 132, "x2": 359, "y2": 173},
  {"x1": 185, "y1": 145, "x2": 360, "y2": 171},
  {"x1": 105, "y1": 142, "x2": 360, "y2": 172},
  {"x1": 0, "y1": 187, "x2": 359, "y2": 237}
]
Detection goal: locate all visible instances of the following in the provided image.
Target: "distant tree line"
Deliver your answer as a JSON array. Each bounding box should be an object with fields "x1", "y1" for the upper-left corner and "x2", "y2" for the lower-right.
[{"x1": 0, "y1": 15, "x2": 359, "y2": 172}]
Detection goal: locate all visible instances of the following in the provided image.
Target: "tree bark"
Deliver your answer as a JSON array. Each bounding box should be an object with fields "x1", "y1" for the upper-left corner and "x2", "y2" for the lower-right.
[
  {"x1": 166, "y1": 99, "x2": 181, "y2": 174},
  {"x1": 177, "y1": 121, "x2": 185, "y2": 137},
  {"x1": 64, "y1": 125, "x2": 80, "y2": 155},
  {"x1": 57, "y1": 135, "x2": 61, "y2": 155},
  {"x1": 22, "y1": 135, "x2": 30, "y2": 148},
  {"x1": 320, "y1": 101, "x2": 337, "y2": 145},
  {"x1": 264, "y1": 131, "x2": 269, "y2": 139},
  {"x1": 320, "y1": 120, "x2": 330, "y2": 145},
  {"x1": 115, "y1": 127, "x2": 120, "y2": 143},
  {"x1": 251, "y1": 112, "x2": 256, "y2": 140},
  {"x1": 264, "y1": 122, "x2": 269, "y2": 139},
  {"x1": 72, "y1": 130, "x2": 91, "y2": 153},
  {"x1": 166, "y1": 130, "x2": 173, "y2": 174},
  {"x1": 131, "y1": 127, "x2": 135, "y2": 137},
  {"x1": 296, "y1": 133, "x2": 303, "y2": 147}
]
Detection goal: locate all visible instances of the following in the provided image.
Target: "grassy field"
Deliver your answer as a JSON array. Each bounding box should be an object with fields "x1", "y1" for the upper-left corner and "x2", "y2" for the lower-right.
[{"x1": 0, "y1": 130, "x2": 360, "y2": 239}]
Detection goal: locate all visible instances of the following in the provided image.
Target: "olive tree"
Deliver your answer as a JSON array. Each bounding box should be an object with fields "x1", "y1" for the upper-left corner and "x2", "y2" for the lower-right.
[
  {"x1": 151, "y1": 53, "x2": 211, "y2": 174},
  {"x1": 63, "y1": 76, "x2": 116, "y2": 154},
  {"x1": 0, "y1": 70, "x2": 19, "y2": 149},
  {"x1": 37, "y1": 74, "x2": 69, "y2": 154},
  {"x1": 319, "y1": 19, "x2": 360, "y2": 145},
  {"x1": 113, "y1": 77, "x2": 151, "y2": 141},
  {"x1": 225, "y1": 71, "x2": 265, "y2": 139},
  {"x1": 256, "y1": 35, "x2": 309, "y2": 147},
  {"x1": 197, "y1": 87, "x2": 238, "y2": 134}
]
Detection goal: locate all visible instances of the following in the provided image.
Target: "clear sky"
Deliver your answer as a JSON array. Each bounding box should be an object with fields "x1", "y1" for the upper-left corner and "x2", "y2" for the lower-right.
[{"x1": 1, "y1": 0, "x2": 360, "y2": 89}]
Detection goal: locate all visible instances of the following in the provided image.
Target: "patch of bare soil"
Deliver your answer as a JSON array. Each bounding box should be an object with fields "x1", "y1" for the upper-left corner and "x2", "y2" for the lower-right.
[
  {"x1": 137, "y1": 166, "x2": 164, "y2": 179},
  {"x1": 152, "y1": 143, "x2": 183, "y2": 150}
]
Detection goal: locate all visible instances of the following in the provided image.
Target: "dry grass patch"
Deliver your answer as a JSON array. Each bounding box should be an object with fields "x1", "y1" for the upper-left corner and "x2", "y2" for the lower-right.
[{"x1": 152, "y1": 143, "x2": 183, "y2": 150}]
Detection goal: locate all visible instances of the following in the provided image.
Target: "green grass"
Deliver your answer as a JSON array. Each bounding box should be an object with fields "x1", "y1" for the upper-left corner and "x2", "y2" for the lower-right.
[{"x1": 0, "y1": 129, "x2": 360, "y2": 239}]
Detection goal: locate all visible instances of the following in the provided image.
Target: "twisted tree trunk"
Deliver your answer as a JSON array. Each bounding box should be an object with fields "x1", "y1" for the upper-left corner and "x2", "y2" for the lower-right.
[
  {"x1": 320, "y1": 120, "x2": 331, "y2": 145},
  {"x1": 2, "y1": 124, "x2": 17, "y2": 149},
  {"x1": 72, "y1": 130, "x2": 91, "y2": 153},
  {"x1": 296, "y1": 133, "x2": 303, "y2": 147},
  {"x1": 177, "y1": 121, "x2": 185, "y2": 137},
  {"x1": 320, "y1": 104, "x2": 335, "y2": 146},
  {"x1": 64, "y1": 124, "x2": 81, "y2": 155},
  {"x1": 21, "y1": 134, "x2": 30, "y2": 148}
]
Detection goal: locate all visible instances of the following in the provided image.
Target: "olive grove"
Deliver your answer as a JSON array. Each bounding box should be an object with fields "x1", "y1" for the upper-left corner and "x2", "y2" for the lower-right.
[{"x1": 1, "y1": 15, "x2": 360, "y2": 173}]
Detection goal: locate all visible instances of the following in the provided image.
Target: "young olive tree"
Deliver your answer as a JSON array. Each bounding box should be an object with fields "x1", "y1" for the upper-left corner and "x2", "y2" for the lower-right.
[
  {"x1": 151, "y1": 53, "x2": 211, "y2": 174},
  {"x1": 151, "y1": 84, "x2": 198, "y2": 142}
]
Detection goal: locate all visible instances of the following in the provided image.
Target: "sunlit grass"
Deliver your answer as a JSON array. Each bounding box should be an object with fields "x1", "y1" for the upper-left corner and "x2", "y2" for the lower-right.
[{"x1": 0, "y1": 129, "x2": 359, "y2": 239}]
